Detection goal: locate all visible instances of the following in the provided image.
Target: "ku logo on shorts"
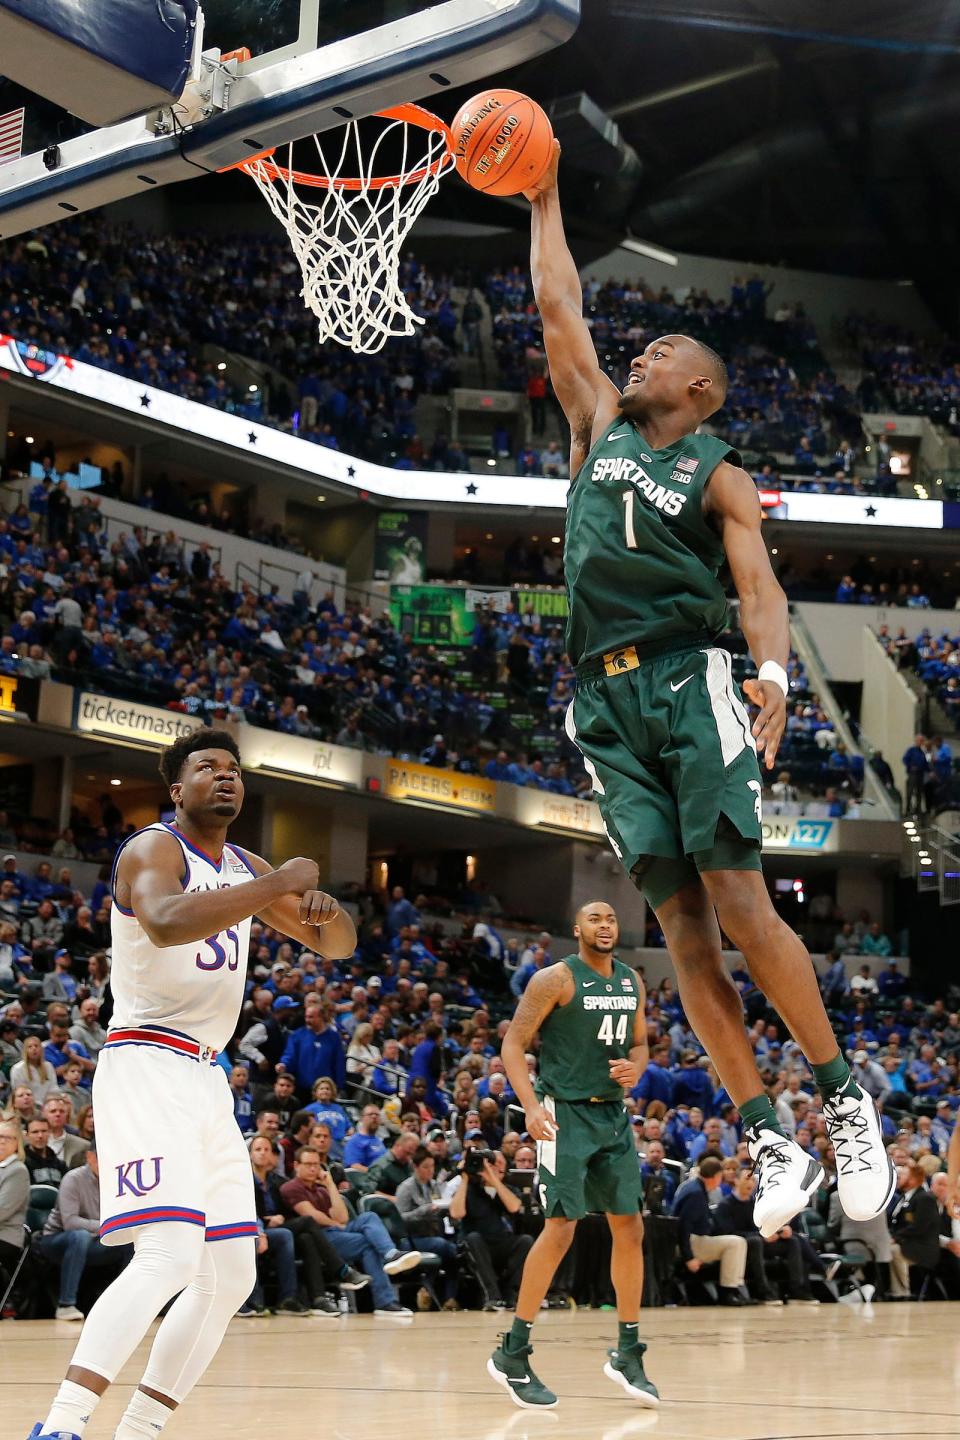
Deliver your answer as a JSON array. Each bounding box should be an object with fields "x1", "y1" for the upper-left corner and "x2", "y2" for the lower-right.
[{"x1": 116, "y1": 1156, "x2": 164, "y2": 1199}]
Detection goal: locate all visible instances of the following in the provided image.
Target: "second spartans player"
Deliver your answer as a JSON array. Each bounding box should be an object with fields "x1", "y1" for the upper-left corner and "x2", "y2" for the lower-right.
[
  {"x1": 488, "y1": 901, "x2": 658, "y2": 1410},
  {"x1": 522, "y1": 142, "x2": 892, "y2": 1251}
]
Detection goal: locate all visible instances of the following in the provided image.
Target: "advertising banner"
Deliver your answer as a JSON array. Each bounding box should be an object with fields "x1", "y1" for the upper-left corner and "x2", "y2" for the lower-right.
[
  {"x1": 384, "y1": 758, "x2": 497, "y2": 814},
  {"x1": 373, "y1": 511, "x2": 429, "y2": 583}
]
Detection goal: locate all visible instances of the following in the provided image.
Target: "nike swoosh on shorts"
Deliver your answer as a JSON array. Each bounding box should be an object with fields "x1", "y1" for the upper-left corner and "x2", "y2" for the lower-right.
[{"x1": 670, "y1": 675, "x2": 694, "y2": 692}]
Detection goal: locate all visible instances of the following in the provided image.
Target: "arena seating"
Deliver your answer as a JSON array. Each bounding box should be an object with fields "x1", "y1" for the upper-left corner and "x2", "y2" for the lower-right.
[{"x1": 0, "y1": 849, "x2": 954, "y2": 1316}]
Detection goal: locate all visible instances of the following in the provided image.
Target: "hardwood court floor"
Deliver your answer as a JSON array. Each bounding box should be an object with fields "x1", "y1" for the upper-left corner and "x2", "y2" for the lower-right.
[{"x1": 4, "y1": 1303, "x2": 960, "y2": 1440}]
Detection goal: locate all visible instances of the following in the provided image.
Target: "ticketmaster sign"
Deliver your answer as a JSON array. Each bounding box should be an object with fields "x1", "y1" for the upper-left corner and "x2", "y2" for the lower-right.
[{"x1": 75, "y1": 693, "x2": 203, "y2": 745}]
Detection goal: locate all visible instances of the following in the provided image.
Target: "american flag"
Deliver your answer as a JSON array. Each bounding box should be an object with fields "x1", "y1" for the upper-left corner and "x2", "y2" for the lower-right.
[
  {"x1": 675, "y1": 456, "x2": 700, "y2": 474},
  {"x1": 0, "y1": 108, "x2": 24, "y2": 166}
]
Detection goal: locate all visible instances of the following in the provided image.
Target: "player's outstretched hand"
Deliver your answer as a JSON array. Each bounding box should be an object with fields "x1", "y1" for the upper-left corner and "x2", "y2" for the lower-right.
[
  {"x1": 523, "y1": 138, "x2": 561, "y2": 202},
  {"x1": 276, "y1": 856, "x2": 320, "y2": 894},
  {"x1": 299, "y1": 890, "x2": 340, "y2": 927},
  {"x1": 608, "y1": 1058, "x2": 641, "y2": 1091},
  {"x1": 742, "y1": 678, "x2": 786, "y2": 770},
  {"x1": 524, "y1": 1104, "x2": 559, "y2": 1142}
]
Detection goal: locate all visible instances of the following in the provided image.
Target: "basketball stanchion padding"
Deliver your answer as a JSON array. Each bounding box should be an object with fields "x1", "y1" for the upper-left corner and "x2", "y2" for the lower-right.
[{"x1": 221, "y1": 105, "x2": 455, "y2": 354}]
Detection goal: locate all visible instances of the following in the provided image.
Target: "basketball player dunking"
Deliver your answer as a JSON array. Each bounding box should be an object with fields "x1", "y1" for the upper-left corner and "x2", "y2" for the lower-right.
[
  {"x1": 521, "y1": 145, "x2": 892, "y2": 1249},
  {"x1": 29, "y1": 730, "x2": 357, "y2": 1440}
]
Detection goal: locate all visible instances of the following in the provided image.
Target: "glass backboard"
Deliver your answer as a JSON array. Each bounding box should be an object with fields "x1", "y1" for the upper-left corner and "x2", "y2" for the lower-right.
[{"x1": 0, "y1": 0, "x2": 579, "y2": 237}]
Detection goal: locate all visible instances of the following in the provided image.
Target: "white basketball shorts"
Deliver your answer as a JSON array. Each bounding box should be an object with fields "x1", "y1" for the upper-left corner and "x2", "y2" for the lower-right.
[{"x1": 93, "y1": 1025, "x2": 256, "y2": 1247}]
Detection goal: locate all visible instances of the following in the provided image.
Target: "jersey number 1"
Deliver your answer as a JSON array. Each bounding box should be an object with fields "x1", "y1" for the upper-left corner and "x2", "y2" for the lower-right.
[
  {"x1": 622, "y1": 490, "x2": 638, "y2": 549},
  {"x1": 597, "y1": 1013, "x2": 628, "y2": 1046}
]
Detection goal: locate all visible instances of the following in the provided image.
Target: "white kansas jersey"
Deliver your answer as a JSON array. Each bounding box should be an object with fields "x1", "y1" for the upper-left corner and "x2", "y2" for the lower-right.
[{"x1": 110, "y1": 822, "x2": 255, "y2": 1051}]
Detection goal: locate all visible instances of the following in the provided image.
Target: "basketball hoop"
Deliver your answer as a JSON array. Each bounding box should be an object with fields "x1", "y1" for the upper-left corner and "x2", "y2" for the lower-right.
[{"x1": 223, "y1": 105, "x2": 455, "y2": 354}]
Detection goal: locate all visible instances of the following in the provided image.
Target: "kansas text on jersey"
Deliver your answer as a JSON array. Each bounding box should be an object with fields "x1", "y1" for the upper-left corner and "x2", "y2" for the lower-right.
[{"x1": 109, "y1": 822, "x2": 255, "y2": 1052}]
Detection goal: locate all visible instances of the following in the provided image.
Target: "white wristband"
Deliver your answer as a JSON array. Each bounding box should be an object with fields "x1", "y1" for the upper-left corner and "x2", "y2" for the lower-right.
[{"x1": 757, "y1": 661, "x2": 789, "y2": 697}]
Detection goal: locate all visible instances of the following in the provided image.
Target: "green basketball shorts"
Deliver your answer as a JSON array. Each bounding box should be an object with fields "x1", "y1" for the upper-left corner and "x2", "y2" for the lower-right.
[
  {"x1": 536, "y1": 1095, "x2": 642, "y2": 1219},
  {"x1": 566, "y1": 642, "x2": 763, "y2": 909}
]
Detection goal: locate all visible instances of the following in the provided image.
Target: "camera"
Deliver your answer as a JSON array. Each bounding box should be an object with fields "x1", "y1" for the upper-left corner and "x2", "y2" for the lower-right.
[{"x1": 464, "y1": 1146, "x2": 496, "y2": 1175}]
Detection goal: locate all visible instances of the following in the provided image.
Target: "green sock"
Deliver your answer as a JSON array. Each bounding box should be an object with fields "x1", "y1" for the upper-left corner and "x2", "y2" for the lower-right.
[
  {"x1": 618, "y1": 1320, "x2": 640, "y2": 1353},
  {"x1": 504, "y1": 1317, "x2": 534, "y2": 1353},
  {"x1": 812, "y1": 1052, "x2": 858, "y2": 1101},
  {"x1": 739, "y1": 1093, "x2": 785, "y2": 1137}
]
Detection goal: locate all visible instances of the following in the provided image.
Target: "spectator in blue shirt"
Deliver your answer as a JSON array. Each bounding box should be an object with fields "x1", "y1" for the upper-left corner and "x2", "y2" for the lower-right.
[
  {"x1": 632, "y1": 1044, "x2": 674, "y2": 1112},
  {"x1": 821, "y1": 952, "x2": 848, "y2": 1006},
  {"x1": 687, "y1": 1116, "x2": 737, "y2": 1163},
  {"x1": 343, "y1": 1104, "x2": 387, "y2": 1170},
  {"x1": 835, "y1": 575, "x2": 857, "y2": 604},
  {"x1": 408, "y1": 1022, "x2": 444, "y2": 1110},
  {"x1": 43, "y1": 1019, "x2": 94, "y2": 1084},
  {"x1": 278, "y1": 1001, "x2": 346, "y2": 1098},
  {"x1": 370, "y1": 1037, "x2": 407, "y2": 1096},
  {"x1": 902, "y1": 735, "x2": 928, "y2": 814},
  {"x1": 671, "y1": 1052, "x2": 715, "y2": 1112},
  {"x1": 908, "y1": 1044, "x2": 943, "y2": 1099},
  {"x1": 230, "y1": 1063, "x2": 255, "y2": 1135},
  {"x1": 386, "y1": 886, "x2": 420, "y2": 934},
  {"x1": 933, "y1": 736, "x2": 953, "y2": 783},
  {"x1": 304, "y1": 1077, "x2": 353, "y2": 1158},
  {"x1": 484, "y1": 750, "x2": 513, "y2": 783},
  {"x1": 878, "y1": 961, "x2": 907, "y2": 998},
  {"x1": 510, "y1": 946, "x2": 547, "y2": 998},
  {"x1": 0, "y1": 856, "x2": 27, "y2": 899},
  {"x1": 506, "y1": 752, "x2": 533, "y2": 787}
]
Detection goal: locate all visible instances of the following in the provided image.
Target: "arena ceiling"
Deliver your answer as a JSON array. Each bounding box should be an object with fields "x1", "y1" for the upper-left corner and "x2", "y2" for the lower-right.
[{"x1": 441, "y1": 0, "x2": 960, "y2": 326}]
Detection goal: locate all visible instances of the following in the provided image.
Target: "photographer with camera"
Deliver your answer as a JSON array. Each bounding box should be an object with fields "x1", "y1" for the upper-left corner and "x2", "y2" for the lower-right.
[{"x1": 449, "y1": 1130, "x2": 532, "y2": 1311}]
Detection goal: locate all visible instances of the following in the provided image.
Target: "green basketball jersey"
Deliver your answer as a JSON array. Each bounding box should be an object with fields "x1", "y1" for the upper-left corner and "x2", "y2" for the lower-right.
[
  {"x1": 536, "y1": 955, "x2": 641, "y2": 1102},
  {"x1": 564, "y1": 424, "x2": 740, "y2": 666}
]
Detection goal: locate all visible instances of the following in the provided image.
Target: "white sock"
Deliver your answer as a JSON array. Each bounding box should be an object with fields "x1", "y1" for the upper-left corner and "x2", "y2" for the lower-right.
[
  {"x1": 42, "y1": 1379, "x2": 101, "y2": 1436},
  {"x1": 114, "y1": 1390, "x2": 174, "y2": 1440}
]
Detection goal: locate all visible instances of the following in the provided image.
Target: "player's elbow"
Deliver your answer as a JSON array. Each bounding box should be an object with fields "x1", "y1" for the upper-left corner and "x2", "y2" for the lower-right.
[{"x1": 137, "y1": 911, "x2": 179, "y2": 948}]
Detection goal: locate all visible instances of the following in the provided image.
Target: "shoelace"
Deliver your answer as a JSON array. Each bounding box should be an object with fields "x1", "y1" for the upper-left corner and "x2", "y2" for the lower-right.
[
  {"x1": 823, "y1": 1096, "x2": 875, "y2": 1175},
  {"x1": 751, "y1": 1137, "x2": 791, "y2": 1200}
]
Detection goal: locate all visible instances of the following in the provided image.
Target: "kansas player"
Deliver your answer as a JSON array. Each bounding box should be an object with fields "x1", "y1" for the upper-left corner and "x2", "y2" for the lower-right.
[{"x1": 30, "y1": 730, "x2": 357, "y2": 1440}]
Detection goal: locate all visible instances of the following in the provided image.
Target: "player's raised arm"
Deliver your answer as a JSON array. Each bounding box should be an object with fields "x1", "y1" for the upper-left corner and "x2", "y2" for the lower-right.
[
  {"x1": 705, "y1": 460, "x2": 790, "y2": 770},
  {"x1": 235, "y1": 847, "x2": 358, "y2": 959},
  {"x1": 122, "y1": 830, "x2": 319, "y2": 949},
  {"x1": 501, "y1": 962, "x2": 573, "y2": 1140},
  {"x1": 524, "y1": 141, "x2": 622, "y2": 471}
]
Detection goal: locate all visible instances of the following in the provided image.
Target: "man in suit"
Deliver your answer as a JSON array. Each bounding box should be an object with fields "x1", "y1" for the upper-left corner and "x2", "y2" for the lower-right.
[
  {"x1": 42, "y1": 1094, "x2": 89, "y2": 1170},
  {"x1": 672, "y1": 1156, "x2": 747, "y2": 1304},
  {"x1": 889, "y1": 1162, "x2": 941, "y2": 1297},
  {"x1": 930, "y1": 1172, "x2": 960, "y2": 1299}
]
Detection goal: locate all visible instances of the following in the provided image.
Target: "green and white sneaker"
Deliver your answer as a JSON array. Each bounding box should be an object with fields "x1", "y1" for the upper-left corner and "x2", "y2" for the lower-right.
[
  {"x1": 603, "y1": 1343, "x2": 660, "y2": 1408},
  {"x1": 487, "y1": 1337, "x2": 558, "y2": 1409}
]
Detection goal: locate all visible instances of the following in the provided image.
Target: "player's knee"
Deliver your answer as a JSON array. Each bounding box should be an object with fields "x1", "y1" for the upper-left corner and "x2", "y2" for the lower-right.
[
  {"x1": 543, "y1": 1217, "x2": 577, "y2": 1248},
  {"x1": 134, "y1": 1221, "x2": 207, "y2": 1294},
  {"x1": 671, "y1": 939, "x2": 725, "y2": 981},
  {"x1": 212, "y1": 1239, "x2": 257, "y2": 1309},
  {"x1": 609, "y1": 1211, "x2": 643, "y2": 1245}
]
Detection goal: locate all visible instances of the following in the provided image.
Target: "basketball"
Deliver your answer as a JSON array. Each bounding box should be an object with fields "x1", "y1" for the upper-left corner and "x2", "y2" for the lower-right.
[{"x1": 453, "y1": 89, "x2": 554, "y2": 197}]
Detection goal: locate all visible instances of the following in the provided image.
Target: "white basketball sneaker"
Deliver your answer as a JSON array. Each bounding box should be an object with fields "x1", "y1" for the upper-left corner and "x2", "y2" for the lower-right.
[
  {"x1": 822, "y1": 1084, "x2": 896, "y2": 1222},
  {"x1": 746, "y1": 1126, "x2": 824, "y2": 1238}
]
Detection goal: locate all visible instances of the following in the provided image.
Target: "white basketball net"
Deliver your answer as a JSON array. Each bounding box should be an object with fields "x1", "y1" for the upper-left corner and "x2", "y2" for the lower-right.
[{"x1": 241, "y1": 109, "x2": 455, "y2": 355}]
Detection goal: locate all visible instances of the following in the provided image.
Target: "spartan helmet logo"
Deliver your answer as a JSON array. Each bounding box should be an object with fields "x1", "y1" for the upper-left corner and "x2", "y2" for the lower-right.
[
  {"x1": 611, "y1": 651, "x2": 630, "y2": 671},
  {"x1": 747, "y1": 780, "x2": 763, "y2": 824}
]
